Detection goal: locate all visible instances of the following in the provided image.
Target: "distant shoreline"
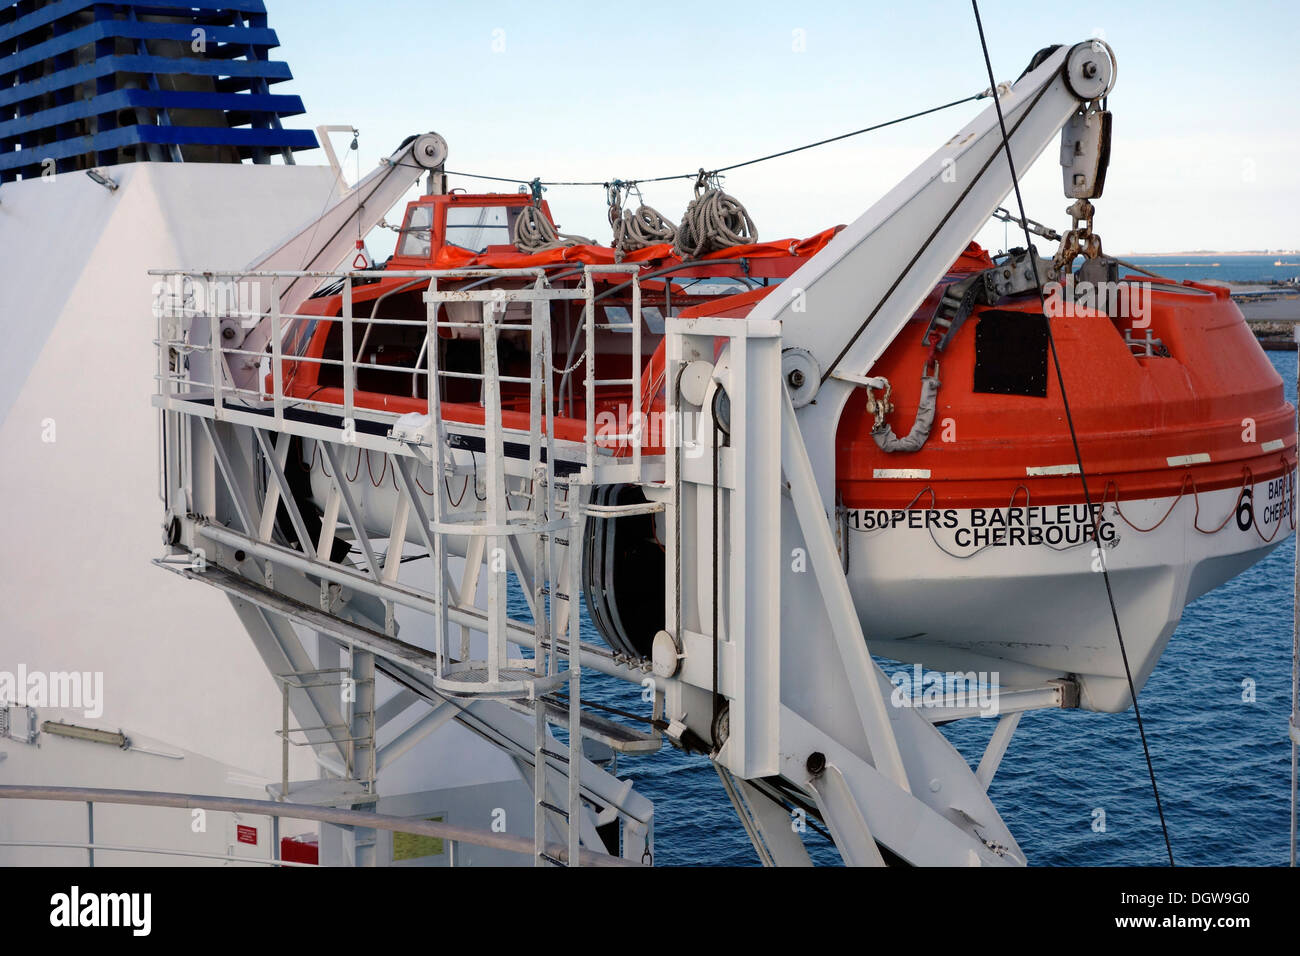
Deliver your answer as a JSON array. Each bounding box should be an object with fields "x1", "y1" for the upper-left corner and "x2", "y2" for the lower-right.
[{"x1": 1115, "y1": 251, "x2": 1300, "y2": 257}]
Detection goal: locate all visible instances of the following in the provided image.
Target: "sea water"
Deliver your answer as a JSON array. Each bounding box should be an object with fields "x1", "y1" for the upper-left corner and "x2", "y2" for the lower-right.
[{"x1": 1122, "y1": 253, "x2": 1300, "y2": 286}]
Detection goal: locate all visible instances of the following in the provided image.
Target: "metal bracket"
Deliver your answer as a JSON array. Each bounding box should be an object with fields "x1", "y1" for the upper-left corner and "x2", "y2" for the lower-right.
[{"x1": 0, "y1": 705, "x2": 38, "y2": 745}]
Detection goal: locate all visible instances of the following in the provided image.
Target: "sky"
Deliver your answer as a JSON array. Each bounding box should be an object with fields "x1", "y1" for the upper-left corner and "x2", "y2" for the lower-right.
[{"x1": 266, "y1": 0, "x2": 1300, "y2": 256}]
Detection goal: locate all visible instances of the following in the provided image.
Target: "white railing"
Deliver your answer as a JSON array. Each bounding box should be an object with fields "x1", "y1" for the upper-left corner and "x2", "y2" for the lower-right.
[
  {"x1": 0, "y1": 784, "x2": 637, "y2": 867},
  {"x1": 151, "y1": 264, "x2": 652, "y2": 484}
]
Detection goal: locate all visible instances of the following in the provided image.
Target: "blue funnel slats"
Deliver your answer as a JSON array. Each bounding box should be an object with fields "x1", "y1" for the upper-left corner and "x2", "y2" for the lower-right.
[
  {"x1": 0, "y1": 90, "x2": 307, "y2": 139},
  {"x1": 4, "y1": 21, "x2": 284, "y2": 74},
  {"x1": 0, "y1": 55, "x2": 297, "y2": 107},
  {"x1": 1, "y1": 122, "x2": 319, "y2": 168},
  {"x1": 0, "y1": 0, "x2": 274, "y2": 45},
  {"x1": 1, "y1": 0, "x2": 317, "y2": 181}
]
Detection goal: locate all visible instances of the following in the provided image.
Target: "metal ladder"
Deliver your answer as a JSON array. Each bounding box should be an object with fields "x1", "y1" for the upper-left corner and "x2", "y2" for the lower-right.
[{"x1": 422, "y1": 272, "x2": 585, "y2": 865}]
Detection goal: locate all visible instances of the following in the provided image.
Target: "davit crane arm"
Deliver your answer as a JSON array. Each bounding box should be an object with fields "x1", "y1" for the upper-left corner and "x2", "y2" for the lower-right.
[
  {"x1": 746, "y1": 40, "x2": 1117, "y2": 507},
  {"x1": 222, "y1": 131, "x2": 449, "y2": 393}
]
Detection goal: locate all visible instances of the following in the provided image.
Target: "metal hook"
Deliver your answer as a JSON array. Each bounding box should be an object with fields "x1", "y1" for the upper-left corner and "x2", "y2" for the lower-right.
[{"x1": 694, "y1": 167, "x2": 721, "y2": 196}]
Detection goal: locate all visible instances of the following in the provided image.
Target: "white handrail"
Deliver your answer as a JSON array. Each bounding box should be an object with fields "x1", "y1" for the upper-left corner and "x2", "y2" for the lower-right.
[
  {"x1": 155, "y1": 262, "x2": 656, "y2": 486},
  {"x1": 0, "y1": 785, "x2": 637, "y2": 867}
]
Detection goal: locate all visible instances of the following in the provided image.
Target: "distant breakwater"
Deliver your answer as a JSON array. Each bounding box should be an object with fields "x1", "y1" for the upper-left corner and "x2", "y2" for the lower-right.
[{"x1": 1246, "y1": 320, "x2": 1298, "y2": 351}]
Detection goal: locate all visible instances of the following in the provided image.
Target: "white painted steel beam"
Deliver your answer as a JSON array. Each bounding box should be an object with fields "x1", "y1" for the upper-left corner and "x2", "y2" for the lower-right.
[
  {"x1": 976, "y1": 712, "x2": 1022, "y2": 791},
  {"x1": 779, "y1": 390, "x2": 910, "y2": 791},
  {"x1": 807, "y1": 765, "x2": 887, "y2": 867},
  {"x1": 716, "y1": 765, "x2": 813, "y2": 867},
  {"x1": 752, "y1": 41, "x2": 1115, "y2": 506}
]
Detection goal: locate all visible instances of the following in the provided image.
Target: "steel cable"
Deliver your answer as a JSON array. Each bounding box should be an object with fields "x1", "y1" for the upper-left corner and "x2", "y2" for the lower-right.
[{"x1": 970, "y1": 0, "x2": 1174, "y2": 866}]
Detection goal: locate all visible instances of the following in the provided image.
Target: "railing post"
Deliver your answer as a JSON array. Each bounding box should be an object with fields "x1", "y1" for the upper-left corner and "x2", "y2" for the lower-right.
[
  {"x1": 281, "y1": 680, "x2": 290, "y2": 802},
  {"x1": 632, "y1": 273, "x2": 642, "y2": 477},
  {"x1": 482, "y1": 298, "x2": 505, "y2": 684},
  {"x1": 530, "y1": 283, "x2": 547, "y2": 679},
  {"x1": 270, "y1": 276, "x2": 283, "y2": 426},
  {"x1": 342, "y1": 275, "x2": 355, "y2": 425},
  {"x1": 427, "y1": 278, "x2": 445, "y2": 675},
  {"x1": 209, "y1": 278, "x2": 222, "y2": 419},
  {"x1": 157, "y1": 276, "x2": 167, "y2": 401},
  {"x1": 584, "y1": 268, "x2": 596, "y2": 473},
  {"x1": 87, "y1": 800, "x2": 94, "y2": 868},
  {"x1": 567, "y1": 516, "x2": 582, "y2": 866},
  {"x1": 542, "y1": 288, "x2": 558, "y2": 680}
]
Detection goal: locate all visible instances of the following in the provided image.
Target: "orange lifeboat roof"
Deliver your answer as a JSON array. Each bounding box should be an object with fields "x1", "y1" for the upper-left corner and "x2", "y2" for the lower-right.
[
  {"x1": 675, "y1": 241, "x2": 996, "y2": 319},
  {"x1": 429, "y1": 226, "x2": 844, "y2": 271},
  {"x1": 384, "y1": 190, "x2": 847, "y2": 276}
]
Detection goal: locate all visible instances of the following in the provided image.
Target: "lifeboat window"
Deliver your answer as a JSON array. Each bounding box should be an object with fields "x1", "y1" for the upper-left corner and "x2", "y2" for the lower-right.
[
  {"x1": 397, "y1": 205, "x2": 434, "y2": 258},
  {"x1": 284, "y1": 318, "x2": 318, "y2": 359},
  {"x1": 445, "y1": 205, "x2": 521, "y2": 253}
]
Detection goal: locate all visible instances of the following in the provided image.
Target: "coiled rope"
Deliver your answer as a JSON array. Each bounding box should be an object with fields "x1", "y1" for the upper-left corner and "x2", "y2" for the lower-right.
[
  {"x1": 511, "y1": 204, "x2": 593, "y2": 253},
  {"x1": 674, "y1": 170, "x2": 758, "y2": 258},
  {"x1": 610, "y1": 204, "x2": 678, "y2": 257},
  {"x1": 605, "y1": 181, "x2": 677, "y2": 260}
]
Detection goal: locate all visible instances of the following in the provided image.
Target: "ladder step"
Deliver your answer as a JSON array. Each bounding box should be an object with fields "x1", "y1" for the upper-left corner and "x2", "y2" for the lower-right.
[
  {"x1": 535, "y1": 698, "x2": 662, "y2": 754},
  {"x1": 538, "y1": 801, "x2": 569, "y2": 820}
]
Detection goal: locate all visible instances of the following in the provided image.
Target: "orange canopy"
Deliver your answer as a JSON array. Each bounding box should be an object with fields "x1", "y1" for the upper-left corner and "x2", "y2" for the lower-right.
[{"x1": 430, "y1": 226, "x2": 844, "y2": 271}]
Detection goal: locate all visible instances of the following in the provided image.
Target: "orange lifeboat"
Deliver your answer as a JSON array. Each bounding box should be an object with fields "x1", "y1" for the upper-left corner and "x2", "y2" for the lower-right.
[
  {"x1": 663, "y1": 245, "x2": 1296, "y2": 710},
  {"x1": 274, "y1": 193, "x2": 1295, "y2": 712}
]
